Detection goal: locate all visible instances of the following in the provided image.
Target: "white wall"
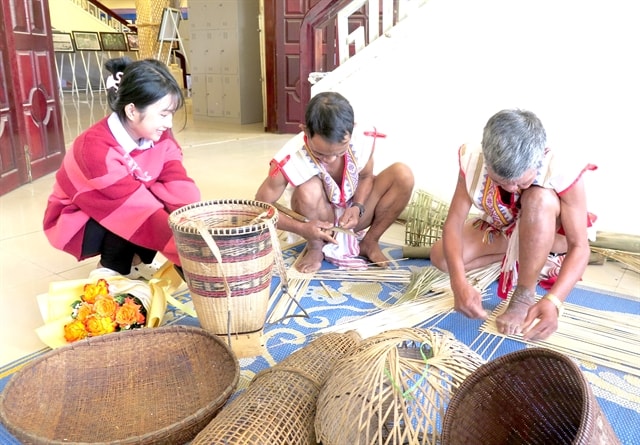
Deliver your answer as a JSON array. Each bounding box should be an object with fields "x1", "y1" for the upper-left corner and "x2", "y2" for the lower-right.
[{"x1": 314, "y1": 0, "x2": 640, "y2": 236}]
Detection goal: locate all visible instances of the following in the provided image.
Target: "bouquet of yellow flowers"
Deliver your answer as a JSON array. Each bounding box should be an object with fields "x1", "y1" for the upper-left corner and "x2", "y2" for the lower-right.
[{"x1": 63, "y1": 279, "x2": 147, "y2": 343}]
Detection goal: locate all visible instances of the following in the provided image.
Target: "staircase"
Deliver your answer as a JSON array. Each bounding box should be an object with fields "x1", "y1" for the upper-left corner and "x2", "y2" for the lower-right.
[
  {"x1": 301, "y1": 0, "x2": 429, "y2": 108},
  {"x1": 49, "y1": 0, "x2": 133, "y2": 33},
  {"x1": 48, "y1": 0, "x2": 136, "y2": 96}
]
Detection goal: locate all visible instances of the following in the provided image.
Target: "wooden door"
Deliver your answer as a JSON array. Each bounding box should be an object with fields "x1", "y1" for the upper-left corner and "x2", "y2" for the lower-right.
[
  {"x1": 0, "y1": 0, "x2": 65, "y2": 196},
  {"x1": 264, "y1": 0, "x2": 319, "y2": 134},
  {"x1": 263, "y1": 0, "x2": 367, "y2": 134}
]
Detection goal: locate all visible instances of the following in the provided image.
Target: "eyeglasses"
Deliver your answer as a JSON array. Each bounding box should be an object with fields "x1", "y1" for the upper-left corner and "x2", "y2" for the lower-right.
[{"x1": 305, "y1": 135, "x2": 351, "y2": 161}]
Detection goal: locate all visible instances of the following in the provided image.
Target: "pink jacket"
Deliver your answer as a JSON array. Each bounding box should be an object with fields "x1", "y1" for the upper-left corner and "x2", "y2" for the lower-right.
[{"x1": 43, "y1": 117, "x2": 201, "y2": 265}]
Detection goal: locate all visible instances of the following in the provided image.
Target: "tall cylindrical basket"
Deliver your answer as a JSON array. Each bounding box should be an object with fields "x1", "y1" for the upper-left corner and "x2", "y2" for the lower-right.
[{"x1": 169, "y1": 199, "x2": 278, "y2": 336}]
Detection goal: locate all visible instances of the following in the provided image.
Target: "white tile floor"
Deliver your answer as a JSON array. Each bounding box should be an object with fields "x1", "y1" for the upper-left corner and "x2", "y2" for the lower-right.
[{"x1": 1, "y1": 94, "x2": 638, "y2": 368}]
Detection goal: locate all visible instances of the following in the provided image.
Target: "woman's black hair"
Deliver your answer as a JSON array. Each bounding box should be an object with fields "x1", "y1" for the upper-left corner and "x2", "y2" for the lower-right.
[{"x1": 104, "y1": 57, "x2": 184, "y2": 122}]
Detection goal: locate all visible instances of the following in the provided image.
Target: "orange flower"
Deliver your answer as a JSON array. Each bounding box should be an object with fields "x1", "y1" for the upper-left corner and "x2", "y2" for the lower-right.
[
  {"x1": 82, "y1": 279, "x2": 110, "y2": 304},
  {"x1": 63, "y1": 319, "x2": 88, "y2": 342},
  {"x1": 76, "y1": 302, "x2": 94, "y2": 322},
  {"x1": 93, "y1": 295, "x2": 118, "y2": 320},
  {"x1": 116, "y1": 297, "x2": 146, "y2": 327},
  {"x1": 85, "y1": 314, "x2": 117, "y2": 337}
]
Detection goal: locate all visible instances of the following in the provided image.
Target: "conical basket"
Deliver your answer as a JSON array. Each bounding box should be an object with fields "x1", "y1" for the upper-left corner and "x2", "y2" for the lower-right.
[
  {"x1": 169, "y1": 199, "x2": 278, "y2": 336},
  {"x1": 441, "y1": 348, "x2": 621, "y2": 445}
]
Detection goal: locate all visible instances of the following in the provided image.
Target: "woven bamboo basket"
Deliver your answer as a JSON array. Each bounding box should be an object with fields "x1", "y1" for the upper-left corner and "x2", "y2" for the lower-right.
[
  {"x1": 192, "y1": 331, "x2": 361, "y2": 444},
  {"x1": 441, "y1": 348, "x2": 621, "y2": 445},
  {"x1": 0, "y1": 325, "x2": 239, "y2": 445},
  {"x1": 169, "y1": 199, "x2": 278, "y2": 336},
  {"x1": 404, "y1": 189, "x2": 449, "y2": 247},
  {"x1": 315, "y1": 328, "x2": 485, "y2": 445}
]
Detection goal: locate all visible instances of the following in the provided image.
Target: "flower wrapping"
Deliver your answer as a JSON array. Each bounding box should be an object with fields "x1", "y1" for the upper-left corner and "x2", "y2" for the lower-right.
[{"x1": 35, "y1": 261, "x2": 185, "y2": 349}]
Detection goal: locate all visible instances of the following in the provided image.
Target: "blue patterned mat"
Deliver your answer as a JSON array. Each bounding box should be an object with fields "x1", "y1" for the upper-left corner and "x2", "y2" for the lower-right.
[{"x1": 1, "y1": 243, "x2": 639, "y2": 444}]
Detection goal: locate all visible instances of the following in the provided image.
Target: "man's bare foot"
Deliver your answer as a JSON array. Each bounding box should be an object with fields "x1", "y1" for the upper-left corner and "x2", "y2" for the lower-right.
[
  {"x1": 295, "y1": 244, "x2": 325, "y2": 273},
  {"x1": 496, "y1": 286, "x2": 536, "y2": 335},
  {"x1": 359, "y1": 239, "x2": 389, "y2": 268}
]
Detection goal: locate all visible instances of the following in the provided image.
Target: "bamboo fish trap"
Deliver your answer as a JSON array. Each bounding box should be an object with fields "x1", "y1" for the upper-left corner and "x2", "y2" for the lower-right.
[
  {"x1": 315, "y1": 328, "x2": 485, "y2": 445},
  {"x1": 404, "y1": 189, "x2": 450, "y2": 247},
  {"x1": 192, "y1": 331, "x2": 361, "y2": 444}
]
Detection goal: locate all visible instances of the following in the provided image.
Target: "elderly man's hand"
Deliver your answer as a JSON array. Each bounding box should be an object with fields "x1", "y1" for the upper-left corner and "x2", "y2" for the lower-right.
[
  {"x1": 522, "y1": 297, "x2": 560, "y2": 340},
  {"x1": 453, "y1": 283, "x2": 488, "y2": 319}
]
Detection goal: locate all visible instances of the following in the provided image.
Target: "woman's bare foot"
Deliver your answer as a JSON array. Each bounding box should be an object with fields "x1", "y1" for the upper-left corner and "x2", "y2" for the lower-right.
[
  {"x1": 359, "y1": 239, "x2": 389, "y2": 268},
  {"x1": 295, "y1": 244, "x2": 325, "y2": 273},
  {"x1": 496, "y1": 286, "x2": 536, "y2": 335}
]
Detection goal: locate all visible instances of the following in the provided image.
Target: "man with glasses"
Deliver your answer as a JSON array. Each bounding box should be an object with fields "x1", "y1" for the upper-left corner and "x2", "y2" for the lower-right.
[{"x1": 256, "y1": 91, "x2": 414, "y2": 273}]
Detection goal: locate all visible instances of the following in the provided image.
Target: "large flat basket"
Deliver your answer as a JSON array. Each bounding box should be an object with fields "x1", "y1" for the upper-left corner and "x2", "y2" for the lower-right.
[
  {"x1": 0, "y1": 326, "x2": 239, "y2": 445},
  {"x1": 169, "y1": 199, "x2": 278, "y2": 336}
]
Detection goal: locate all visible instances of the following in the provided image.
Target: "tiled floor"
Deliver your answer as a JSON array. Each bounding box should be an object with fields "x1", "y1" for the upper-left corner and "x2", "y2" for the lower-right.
[{"x1": 1, "y1": 94, "x2": 638, "y2": 368}]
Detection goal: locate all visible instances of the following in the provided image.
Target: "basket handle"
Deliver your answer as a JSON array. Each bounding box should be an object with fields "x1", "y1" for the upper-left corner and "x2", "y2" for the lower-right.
[
  {"x1": 265, "y1": 219, "x2": 310, "y2": 324},
  {"x1": 195, "y1": 220, "x2": 234, "y2": 344},
  {"x1": 266, "y1": 219, "x2": 289, "y2": 291}
]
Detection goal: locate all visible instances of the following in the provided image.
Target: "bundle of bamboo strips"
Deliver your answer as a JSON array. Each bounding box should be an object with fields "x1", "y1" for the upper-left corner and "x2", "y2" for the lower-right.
[
  {"x1": 398, "y1": 264, "x2": 501, "y2": 304},
  {"x1": 481, "y1": 298, "x2": 640, "y2": 377},
  {"x1": 589, "y1": 246, "x2": 640, "y2": 274},
  {"x1": 316, "y1": 264, "x2": 500, "y2": 339},
  {"x1": 316, "y1": 295, "x2": 455, "y2": 339}
]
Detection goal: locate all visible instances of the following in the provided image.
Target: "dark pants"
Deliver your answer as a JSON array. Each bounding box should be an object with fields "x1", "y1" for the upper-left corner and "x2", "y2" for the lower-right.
[{"x1": 81, "y1": 219, "x2": 157, "y2": 275}]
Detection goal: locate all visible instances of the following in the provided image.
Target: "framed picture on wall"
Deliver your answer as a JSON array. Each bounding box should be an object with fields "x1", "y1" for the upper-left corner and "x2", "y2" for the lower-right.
[
  {"x1": 125, "y1": 33, "x2": 139, "y2": 51},
  {"x1": 72, "y1": 31, "x2": 102, "y2": 51},
  {"x1": 100, "y1": 32, "x2": 128, "y2": 52},
  {"x1": 52, "y1": 32, "x2": 75, "y2": 53},
  {"x1": 157, "y1": 7, "x2": 182, "y2": 42}
]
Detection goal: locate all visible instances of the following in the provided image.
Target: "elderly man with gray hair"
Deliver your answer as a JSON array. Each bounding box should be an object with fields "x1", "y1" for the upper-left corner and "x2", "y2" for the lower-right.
[{"x1": 430, "y1": 109, "x2": 596, "y2": 340}]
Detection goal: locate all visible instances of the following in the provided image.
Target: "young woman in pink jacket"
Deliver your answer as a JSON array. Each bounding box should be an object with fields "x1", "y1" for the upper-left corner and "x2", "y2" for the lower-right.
[{"x1": 44, "y1": 57, "x2": 201, "y2": 279}]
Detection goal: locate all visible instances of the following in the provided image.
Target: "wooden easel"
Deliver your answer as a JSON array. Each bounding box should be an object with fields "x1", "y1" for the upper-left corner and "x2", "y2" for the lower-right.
[{"x1": 156, "y1": 7, "x2": 189, "y2": 70}]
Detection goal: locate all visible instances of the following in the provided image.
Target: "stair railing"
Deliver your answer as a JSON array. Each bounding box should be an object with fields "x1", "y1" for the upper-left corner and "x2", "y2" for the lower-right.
[
  {"x1": 299, "y1": 0, "x2": 426, "y2": 107},
  {"x1": 69, "y1": 0, "x2": 136, "y2": 33}
]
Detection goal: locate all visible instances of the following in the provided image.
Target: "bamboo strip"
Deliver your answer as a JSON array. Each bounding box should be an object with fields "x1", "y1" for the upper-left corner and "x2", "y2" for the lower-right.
[
  {"x1": 308, "y1": 268, "x2": 413, "y2": 283},
  {"x1": 266, "y1": 278, "x2": 311, "y2": 325},
  {"x1": 469, "y1": 331, "x2": 506, "y2": 361},
  {"x1": 316, "y1": 293, "x2": 455, "y2": 339}
]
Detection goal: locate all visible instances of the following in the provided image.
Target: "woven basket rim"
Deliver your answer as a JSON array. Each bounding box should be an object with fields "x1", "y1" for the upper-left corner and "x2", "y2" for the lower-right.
[
  {"x1": 168, "y1": 199, "x2": 278, "y2": 236},
  {"x1": 0, "y1": 325, "x2": 240, "y2": 445}
]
